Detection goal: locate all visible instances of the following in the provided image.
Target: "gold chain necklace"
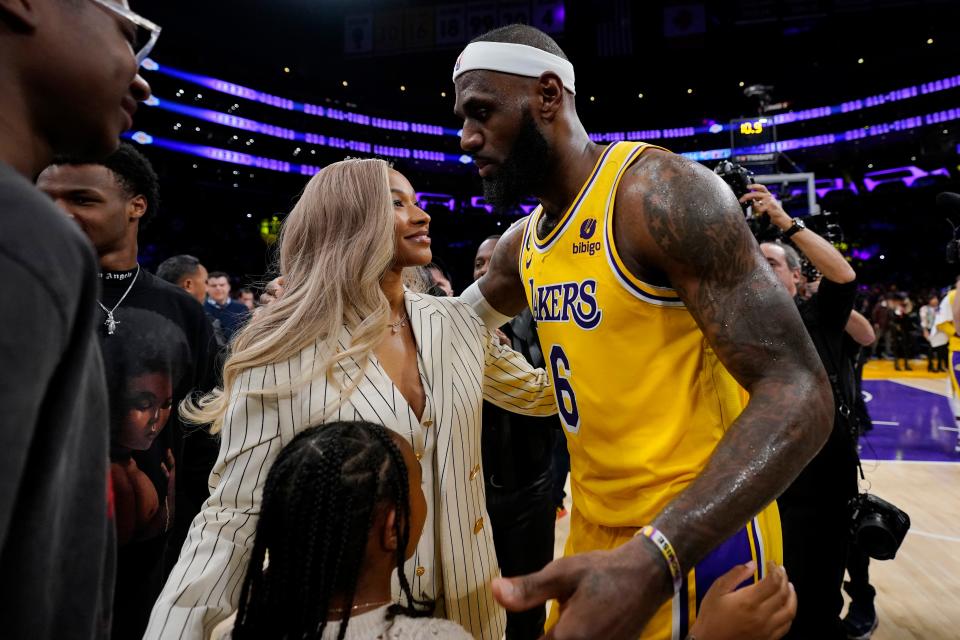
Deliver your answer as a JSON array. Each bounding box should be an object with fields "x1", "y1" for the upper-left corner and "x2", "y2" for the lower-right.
[
  {"x1": 387, "y1": 312, "x2": 409, "y2": 334},
  {"x1": 328, "y1": 599, "x2": 392, "y2": 614}
]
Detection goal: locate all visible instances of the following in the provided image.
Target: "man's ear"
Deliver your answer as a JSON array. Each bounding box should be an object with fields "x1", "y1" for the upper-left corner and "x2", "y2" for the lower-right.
[
  {"x1": 537, "y1": 72, "x2": 564, "y2": 122},
  {"x1": 380, "y1": 508, "x2": 399, "y2": 552},
  {"x1": 127, "y1": 194, "x2": 147, "y2": 222},
  {"x1": 0, "y1": 0, "x2": 41, "y2": 33}
]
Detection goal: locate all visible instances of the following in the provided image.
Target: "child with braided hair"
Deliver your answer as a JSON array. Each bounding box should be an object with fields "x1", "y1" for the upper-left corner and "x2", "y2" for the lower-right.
[{"x1": 216, "y1": 420, "x2": 472, "y2": 640}]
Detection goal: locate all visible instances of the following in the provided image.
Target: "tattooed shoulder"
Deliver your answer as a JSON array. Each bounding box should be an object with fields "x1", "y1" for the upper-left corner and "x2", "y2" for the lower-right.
[
  {"x1": 615, "y1": 151, "x2": 816, "y2": 390},
  {"x1": 617, "y1": 150, "x2": 760, "y2": 290}
]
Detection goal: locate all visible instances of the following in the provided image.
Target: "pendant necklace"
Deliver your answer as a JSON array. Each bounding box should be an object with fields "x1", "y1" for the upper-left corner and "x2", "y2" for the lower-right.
[
  {"x1": 388, "y1": 312, "x2": 408, "y2": 334},
  {"x1": 98, "y1": 265, "x2": 140, "y2": 335}
]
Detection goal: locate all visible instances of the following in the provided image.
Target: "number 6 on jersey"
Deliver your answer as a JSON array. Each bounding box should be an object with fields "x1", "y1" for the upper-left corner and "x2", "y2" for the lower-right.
[{"x1": 549, "y1": 344, "x2": 580, "y2": 433}]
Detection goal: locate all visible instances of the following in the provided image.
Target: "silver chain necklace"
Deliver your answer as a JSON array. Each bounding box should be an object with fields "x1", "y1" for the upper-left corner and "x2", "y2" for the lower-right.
[{"x1": 98, "y1": 265, "x2": 140, "y2": 335}]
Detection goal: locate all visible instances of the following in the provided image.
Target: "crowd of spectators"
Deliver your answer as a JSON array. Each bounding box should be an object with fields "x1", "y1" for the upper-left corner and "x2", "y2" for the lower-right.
[{"x1": 860, "y1": 283, "x2": 953, "y2": 371}]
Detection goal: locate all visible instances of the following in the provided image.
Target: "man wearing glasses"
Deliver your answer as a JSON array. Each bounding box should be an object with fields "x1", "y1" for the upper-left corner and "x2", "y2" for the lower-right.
[{"x1": 0, "y1": 1, "x2": 157, "y2": 639}]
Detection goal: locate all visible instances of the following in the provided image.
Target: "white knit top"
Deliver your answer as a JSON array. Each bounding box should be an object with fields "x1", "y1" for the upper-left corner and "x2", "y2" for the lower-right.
[
  {"x1": 211, "y1": 606, "x2": 475, "y2": 640},
  {"x1": 319, "y1": 606, "x2": 474, "y2": 639}
]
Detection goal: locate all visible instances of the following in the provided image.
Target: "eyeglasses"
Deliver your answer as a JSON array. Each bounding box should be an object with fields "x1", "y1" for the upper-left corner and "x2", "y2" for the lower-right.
[{"x1": 88, "y1": 0, "x2": 162, "y2": 66}]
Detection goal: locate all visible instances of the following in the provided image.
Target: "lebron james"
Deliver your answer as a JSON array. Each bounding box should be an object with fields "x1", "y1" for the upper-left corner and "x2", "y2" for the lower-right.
[{"x1": 455, "y1": 25, "x2": 832, "y2": 640}]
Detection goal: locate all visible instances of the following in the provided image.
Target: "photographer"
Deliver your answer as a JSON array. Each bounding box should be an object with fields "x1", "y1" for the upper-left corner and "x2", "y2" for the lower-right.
[{"x1": 741, "y1": 184, "x2": 859, "y2": 639}]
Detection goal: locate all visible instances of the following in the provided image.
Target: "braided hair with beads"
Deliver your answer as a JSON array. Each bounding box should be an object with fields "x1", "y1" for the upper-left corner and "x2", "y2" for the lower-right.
[{"x1": 232, "y1": 420, "x2": 433, "y2": 640}]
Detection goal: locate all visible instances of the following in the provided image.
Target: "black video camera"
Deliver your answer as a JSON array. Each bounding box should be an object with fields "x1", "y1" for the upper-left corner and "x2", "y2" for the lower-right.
[
  {"x1": 714, "y1": 160, "x2": 777, "y2": 241},
  {"x1": 849, "y1": 493, "x2": 910, "y2": 560},
  {"x1": 714, "y1": 160, "x2": 754, "y2": 205}
]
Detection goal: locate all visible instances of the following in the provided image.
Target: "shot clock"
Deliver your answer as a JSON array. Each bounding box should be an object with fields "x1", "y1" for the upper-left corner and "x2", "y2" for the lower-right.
[{"x1": 730, "y1": 117, "x2": 778, "y2": 165}]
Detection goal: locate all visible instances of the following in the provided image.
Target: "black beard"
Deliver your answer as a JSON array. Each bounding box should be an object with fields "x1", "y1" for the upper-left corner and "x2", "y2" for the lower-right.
[{"x1": 481, "y1": 109, "x2": 550, "y2": 210}]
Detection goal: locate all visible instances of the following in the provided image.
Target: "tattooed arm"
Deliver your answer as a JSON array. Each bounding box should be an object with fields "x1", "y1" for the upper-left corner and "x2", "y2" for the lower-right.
[
  {"x1": 491, "y1": 151, "x2": 832, "y2": 639},
  {"x1": 621, "y1": 150, "x2": 832, "y2": 573}
]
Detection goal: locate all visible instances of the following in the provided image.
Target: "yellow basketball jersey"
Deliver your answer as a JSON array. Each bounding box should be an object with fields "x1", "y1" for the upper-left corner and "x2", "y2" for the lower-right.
[
  {"x1": 938, "y1": 290, "x2": 960, "y2": 398},
  {"x1": 938, "y1": 290, "x2": 960, "y2": 351},
  {"x1": 519, "y1": 141, "x2": 756, "y2": 529}
]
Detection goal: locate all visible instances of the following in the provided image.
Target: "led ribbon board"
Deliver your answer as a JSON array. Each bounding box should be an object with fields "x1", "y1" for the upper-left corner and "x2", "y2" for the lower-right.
[
  {"x1": 126, "y1": 131, "x2": 952, "y2": 214},
  {"x1": 146, "y1": 97, "x2": 457, "y2": 162},
  {"x1": 144, "y1": 59, "x2": 456, "y2": 137},
  {"x1": 144, "y1": 59, "x2": 960, "y2": 142},
  {"x1": 125, "y1": 131, "x2": 323, "y2": 175},
  {"x1": 682, "y1": 107, "x2": 960, "y2": 162},
  {"x1": 146, "y1": 93, "x2": 960, "y2": 166},
  {"x1": 125, "y1": 105, "x2": 960, "y2": 173}
]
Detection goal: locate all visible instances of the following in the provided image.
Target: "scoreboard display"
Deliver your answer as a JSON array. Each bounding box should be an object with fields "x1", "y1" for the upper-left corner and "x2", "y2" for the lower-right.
[{"x1": 730, "y1": 117, "x2": 778, "y2": 165}]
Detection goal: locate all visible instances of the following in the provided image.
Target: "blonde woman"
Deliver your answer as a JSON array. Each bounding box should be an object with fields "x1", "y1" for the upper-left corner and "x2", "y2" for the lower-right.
[{"x1": 144, "y1": 159, "x2": 557, "y2": 640}]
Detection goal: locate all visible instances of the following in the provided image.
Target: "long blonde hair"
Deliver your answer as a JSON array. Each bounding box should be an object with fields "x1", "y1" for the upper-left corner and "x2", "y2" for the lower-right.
[{"x1": 183, "y1": 159, "x2": 398, "y2": 433}]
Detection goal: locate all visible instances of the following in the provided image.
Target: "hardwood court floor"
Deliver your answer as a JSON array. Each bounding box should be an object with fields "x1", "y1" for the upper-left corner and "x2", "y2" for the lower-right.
[
  {"x1": 854, "y1": 361, "x2": 959, "y2": 639},
  {"x1": 850, "y1": 460, "x2": 960, "y2": 639},
  {"x1": 552, "y1": 361, "x2": 960, "y2": 638}
]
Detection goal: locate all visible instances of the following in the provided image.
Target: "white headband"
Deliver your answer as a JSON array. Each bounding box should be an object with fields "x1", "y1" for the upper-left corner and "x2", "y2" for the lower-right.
[{"x1": 453, "y1": 41, "x2": 576, "y2": 95}]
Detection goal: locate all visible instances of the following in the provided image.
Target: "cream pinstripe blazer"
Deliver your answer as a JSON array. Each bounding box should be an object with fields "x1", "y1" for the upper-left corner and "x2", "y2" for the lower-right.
[{"x1": 144, "y1": 292, "x2": 557, "y2": 640}]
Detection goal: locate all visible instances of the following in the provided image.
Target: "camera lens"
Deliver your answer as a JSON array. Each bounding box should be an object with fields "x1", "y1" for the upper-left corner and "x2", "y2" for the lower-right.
[{"x1": 856, "y1": 513, "x2": 898, "y2": 560}]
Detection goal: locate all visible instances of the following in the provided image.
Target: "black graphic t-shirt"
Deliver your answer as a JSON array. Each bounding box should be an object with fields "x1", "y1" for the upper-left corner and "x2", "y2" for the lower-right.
[{"x1": 98, "y1": 266, "x2": 219, "y2": 639}]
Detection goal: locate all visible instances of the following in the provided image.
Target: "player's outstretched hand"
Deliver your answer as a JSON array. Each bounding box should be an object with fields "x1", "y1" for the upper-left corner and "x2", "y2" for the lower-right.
[
  {"x1": 492, "y1": 538, "x2": 673, "y2": 639},
  {"x1": 689, "y1": 561, "x2": 796, "y2": 640}
]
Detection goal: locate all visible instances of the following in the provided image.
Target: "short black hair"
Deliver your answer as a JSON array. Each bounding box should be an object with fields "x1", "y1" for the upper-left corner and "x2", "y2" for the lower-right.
[
  {"x1": 471, "y1": 24, "x2": 568, "y2": 60},
  {"x1": 54, "y1": 142, "x2": 161, "y2": 230},
  {"x1": 425, "y1": 262, "x2": 450, "y2": 280},
  {"x1": 207, "y1": 271, "x2": 230, "y2": 281},
  {"x1": 156, "y1": 255, "x2": 203, "y2": 285}
]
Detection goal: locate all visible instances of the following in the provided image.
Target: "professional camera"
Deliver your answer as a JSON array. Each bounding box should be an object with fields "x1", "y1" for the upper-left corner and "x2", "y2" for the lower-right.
[
  {"x1": 714, "y1": 160, "x2": 754, "y2": 204},
  {"x1": 800, "y1": 261, "x2": 821, "y2": 283},
  {"x1": 849, "y1": 492, "x2": 910, "y2": 560},
  {"x1": 714, "y1": 160, "x2": 777, "y2": 241}
]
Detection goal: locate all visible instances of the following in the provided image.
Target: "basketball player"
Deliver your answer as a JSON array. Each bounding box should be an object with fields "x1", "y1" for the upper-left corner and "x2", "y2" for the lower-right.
[
  {"x1": 935, "y1": 276, "x2": 960, "y2": 415},
  {"x1": 454, "y1": 25, "x2": 832, "y2": 639}
]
